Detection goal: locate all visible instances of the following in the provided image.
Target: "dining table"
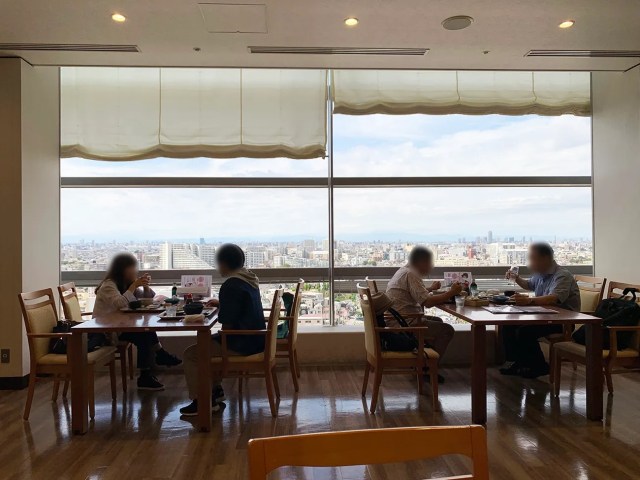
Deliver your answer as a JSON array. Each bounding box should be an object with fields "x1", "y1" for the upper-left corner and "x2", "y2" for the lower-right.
[
  {"x1": 69, "y1": 308, "x2": 218, "y2": 435},
  {"x1": 437, "y1": 303, "x2": 603, "y2": 425}
]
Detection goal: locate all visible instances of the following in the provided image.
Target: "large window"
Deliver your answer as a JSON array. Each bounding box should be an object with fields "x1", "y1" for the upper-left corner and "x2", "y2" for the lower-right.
[{"x1": 61, "y1": 72, "x2": 593, "y2": 326}]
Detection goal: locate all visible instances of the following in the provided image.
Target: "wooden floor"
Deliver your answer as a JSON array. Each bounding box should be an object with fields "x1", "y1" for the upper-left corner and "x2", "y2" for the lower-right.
[{"x1": 1, "y1": 364, "x2": 639, "y2": 480}]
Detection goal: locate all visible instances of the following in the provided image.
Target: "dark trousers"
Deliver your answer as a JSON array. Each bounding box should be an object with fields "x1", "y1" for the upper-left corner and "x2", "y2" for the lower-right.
[
  {"x1": 502, "y1": 324, "x2": 562, "y2": 369},
  {"x1": 119, "y1": 332, "x2": 160, "y2": 370}
]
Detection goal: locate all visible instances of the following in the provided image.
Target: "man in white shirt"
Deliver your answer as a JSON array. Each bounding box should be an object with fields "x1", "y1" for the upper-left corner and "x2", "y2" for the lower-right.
[{"x1": 386, "y1": 246, "x2": 461, "y2": 381}]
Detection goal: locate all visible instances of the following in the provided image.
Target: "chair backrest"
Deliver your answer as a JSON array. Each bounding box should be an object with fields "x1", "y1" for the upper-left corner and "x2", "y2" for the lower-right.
[
  {"x1": 289, "y1": 280, "x2": 304, "y2": 344},
  {"x1": 357, "y1": 284, "x2": 381, "y2": 359},
  {"x1": 607, "y1": 281, "x2": 640, "y2": 350},
  {"x1": 365, "y1": 276, "x2": 380, "y2": 294},
  {"x1": 18, "y1": 289, "x2": 59, "y2": 362},
  {"x1": 574, "y1": 275, "x2": 606, "y2": 314},
  {"x1": 58, "y1": 281, "x2": 84, "y2": 321},
  {"x1": 247, "y1": 425, "x2": 489, "y2": 480},
  {"x1": 266, "y1": 288, "x2": 284, "y2": 362}
]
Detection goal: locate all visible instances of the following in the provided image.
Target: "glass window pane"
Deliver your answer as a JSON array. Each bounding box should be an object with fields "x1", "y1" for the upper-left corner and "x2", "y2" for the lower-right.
[
  {"x1": 334, "y1": 187, "x2": 592, "y2": 267},
  {"x1": 61, "y1": 188, "x2": 328, "y2": 270},
  {"x1": 333, "y1": 114, "x2": 591, "y2": 177},
  {"x1": 61, "y1": 156, "x2": 327, "y2": 178}
]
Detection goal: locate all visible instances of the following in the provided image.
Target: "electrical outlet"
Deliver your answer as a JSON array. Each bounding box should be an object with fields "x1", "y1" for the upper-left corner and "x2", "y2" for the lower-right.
[{"x1": 0, "y1": 349, "x2": 9, "y2": 364}]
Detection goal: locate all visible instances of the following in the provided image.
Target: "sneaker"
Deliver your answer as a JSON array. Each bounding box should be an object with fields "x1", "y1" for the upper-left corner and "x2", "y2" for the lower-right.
[
  {"x1": 499, "y1": 362, "x2": 521, "y2": 376},
  {"x1": 213, "y1": 385, "x2": 226, "y2": 403},
  {"x1": 519, "y1": 364, "x2": 550, "y2": 379},
  {"x1": 155, "y1": 349, "x2": 182, "y2": 367},
  {"x1": 137, "y1": 374, "x2": 164, "y2": 391},
  {"x1": 179, "y1": 399, "x2": 221, "y2": 417}
]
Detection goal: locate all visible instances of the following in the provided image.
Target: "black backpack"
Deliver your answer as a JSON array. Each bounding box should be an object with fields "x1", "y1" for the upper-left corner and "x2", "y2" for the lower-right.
[
  {"x1": 572, "y1": 288, "x2": 640, "y2": 350},
  {"x1": 375, "y1": 308, "x2": 419, "y2": 352}
]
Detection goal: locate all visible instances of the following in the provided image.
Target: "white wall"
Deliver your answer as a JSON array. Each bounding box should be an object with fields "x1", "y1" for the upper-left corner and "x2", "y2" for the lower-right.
[
  {"x1": 592, "y1": 67, "x2": 640, "y2": 284},
  {"x1": 0, "y1": 59, "x2": 60, "y2": 381}
]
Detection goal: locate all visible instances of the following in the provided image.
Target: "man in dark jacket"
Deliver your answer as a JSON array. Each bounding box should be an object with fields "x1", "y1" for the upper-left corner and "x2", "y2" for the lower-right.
[{"x1": 180, "y1": 243, "x2": 265, "y2": 416}]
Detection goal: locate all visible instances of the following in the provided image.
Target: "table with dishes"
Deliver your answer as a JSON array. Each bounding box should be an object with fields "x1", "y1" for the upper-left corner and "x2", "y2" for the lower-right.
[
  {"x1": 69, "y1": 300, "x2": 218, "y2": 435},
  {"x1": 437, "y1": 300, "x2": 603, "y2": 425}
]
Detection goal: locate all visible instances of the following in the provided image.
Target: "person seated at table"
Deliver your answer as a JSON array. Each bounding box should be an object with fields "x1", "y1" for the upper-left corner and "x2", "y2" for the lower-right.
[
  {"x1": 386, "y1": 246, "x2": 462, "y2": 382},
  {"x1": 94, "y1": 253, "x2": 182, "y2": 391},
  {"x1": 179, "y1": 243, "x2": 265, "y2": 416},
  {"x1": 500, "y1": 242, "x2": 581, "y2": 379}
]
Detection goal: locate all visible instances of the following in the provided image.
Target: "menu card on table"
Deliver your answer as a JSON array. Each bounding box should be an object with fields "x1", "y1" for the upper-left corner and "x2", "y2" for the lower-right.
[{"x1": 483, "y1": 305, "x2": 558, "y2": 315}]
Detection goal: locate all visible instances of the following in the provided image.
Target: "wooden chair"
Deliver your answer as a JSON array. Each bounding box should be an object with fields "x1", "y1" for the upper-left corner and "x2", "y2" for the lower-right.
[
  {"x1": 19, "y1": 288, "x2": 117, "y2": 420},
  {"x1": 552, "y1": 281, "x2": 640, "y2": 395},
  {"x1": 365, "y1": 276, "x2": 379, "y2": 293},
  {"x1": 213, "y1": 288, "x2": 284, "y2": 417},
  {"x1": 543, "y1": 275, "x2": 606, "y2": 383},
  {"x1": 58, "y1": 281, "x2": 134, "y2": 392},
  {"x1": 357, "y1": 284, "x2": 440, "y2": 413},
  {"x1": 247, "y1": 425, "x2": 489, "y2": 480},
  {"x1": 275, "y1": 280, "x2": 304, "y2": 392}
]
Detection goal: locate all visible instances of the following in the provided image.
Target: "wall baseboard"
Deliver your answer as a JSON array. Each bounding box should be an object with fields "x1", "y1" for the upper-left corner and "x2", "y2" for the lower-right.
[{"x1": 0, "y1": 375, "x2": 29, "y2": 390}]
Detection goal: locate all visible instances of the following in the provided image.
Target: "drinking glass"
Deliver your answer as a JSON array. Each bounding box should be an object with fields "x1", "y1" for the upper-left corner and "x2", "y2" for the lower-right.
[{"x1": 455, "y1": 296, "x2": 465, "y2": 308}]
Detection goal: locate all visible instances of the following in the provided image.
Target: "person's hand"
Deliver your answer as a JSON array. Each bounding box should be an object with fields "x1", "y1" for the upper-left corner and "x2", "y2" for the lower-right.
[
  {"x1": 429, "y1": 281, "x2": 442, "y2": 292},
  {"x1": 505, "y1": 269, "x2": 517, "y2": 280},
  {"x1": 513, "y1": 294, "x2": 533, "y2": 306},
  {"x1": 206, "y1": 298, "x2": 220, "y2": 308},
  {"x1": 448, "y1": 282, "x2": 463, "y2": 296}
]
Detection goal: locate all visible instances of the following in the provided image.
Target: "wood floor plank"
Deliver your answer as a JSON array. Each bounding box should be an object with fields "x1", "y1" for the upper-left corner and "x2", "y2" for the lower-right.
[{"x1": 1, "y1": 365, "x2": 639, "y2": 479}]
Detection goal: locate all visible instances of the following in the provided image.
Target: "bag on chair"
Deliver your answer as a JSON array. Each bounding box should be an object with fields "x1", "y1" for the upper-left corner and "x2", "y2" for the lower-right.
[
  {"x1": 49, "y1": 320, "x2": 106, "y2": 354},
  {"x1": 572, "y1": 288, "x2": 640, "y2": 350},
  {"x1": 371, "y1": 291, "x2": 419, "y2": 352}
]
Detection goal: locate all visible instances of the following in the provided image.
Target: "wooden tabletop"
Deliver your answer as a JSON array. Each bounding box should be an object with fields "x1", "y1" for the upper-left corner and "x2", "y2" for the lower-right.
[
  {"x1": 438, "y1": 304, "x2": 601, "y2": 326},
  {"x1": 72, "y1": 309, "x2": 218, "y2": 333}
]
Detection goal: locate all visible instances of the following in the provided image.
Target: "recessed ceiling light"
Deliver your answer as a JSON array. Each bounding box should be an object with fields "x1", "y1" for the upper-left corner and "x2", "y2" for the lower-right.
[
  {"x1": 111, "y1": 13, "x2": 126, "y2": 23},
  {"x1": 344, "y1": 17, "x2": 359, "y2": 27},
  {"x1": 442, "y1": 15, "x2": 474, "y2": 31},
  {"x1": 559, "y1": 19, "x2": 575, "y2": 29}
]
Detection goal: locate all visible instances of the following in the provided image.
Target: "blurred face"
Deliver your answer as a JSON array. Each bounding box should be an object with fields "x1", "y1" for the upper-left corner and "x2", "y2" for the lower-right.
[
  {"x1": 413, "y1": 257, "x2": 433, "y2": 276},
  {"x1": 527, "y1": 248, "x2": 553, "y2": 274},
  {"x1": 217, "y1": 261, "x2": 232, "y2": 277},
  {"x1": 123, "y1": 264, "x2": 138, "y2": 283}
]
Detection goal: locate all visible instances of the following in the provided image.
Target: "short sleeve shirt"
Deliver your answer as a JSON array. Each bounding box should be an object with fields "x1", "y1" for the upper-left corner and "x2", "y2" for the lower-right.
[
  {"x1": 385, "y1": 265, "x2": 431, "y2": 316},
  {"x1": 527, "y1": 263, "x2": 581, "y2": 312}
]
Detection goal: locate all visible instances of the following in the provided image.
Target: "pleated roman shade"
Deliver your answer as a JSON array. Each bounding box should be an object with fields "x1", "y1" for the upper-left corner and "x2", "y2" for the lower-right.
[
  {"x1": 61, "y1": 68, "x2": 328, "y2": 160},
  {"x1": 332, "y1": 70, "x2": 590, "y2": 116}
]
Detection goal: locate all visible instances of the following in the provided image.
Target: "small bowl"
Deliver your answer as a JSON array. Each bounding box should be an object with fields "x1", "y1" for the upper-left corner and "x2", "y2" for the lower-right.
[
  {"x1": 183, "y1": 302, "x2": 204, "y2": 315},
  {"x1": 164, "y1": 297, "x2": 180, "y2": 305},
  {"x1": 128, "y1": 300, "x2": 142, "y2": 310},
  {"x1": 492, "y1": 295, "x2": 510, "y2": 305},
  {"x1": 503, "y1": 290, "x2": 516, "y2": 297},
  {"x1": 140, "y1": 298, "x2": 154, "y2": 306}
]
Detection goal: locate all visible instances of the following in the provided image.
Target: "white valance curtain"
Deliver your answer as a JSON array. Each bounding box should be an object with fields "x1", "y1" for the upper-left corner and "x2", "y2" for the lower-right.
[
  {"x1": 61, "y1": 68, "x2": 328, "y2": 160},
  {"x1": 332, "y1": 70, "x2": 591, "y2": 116}
]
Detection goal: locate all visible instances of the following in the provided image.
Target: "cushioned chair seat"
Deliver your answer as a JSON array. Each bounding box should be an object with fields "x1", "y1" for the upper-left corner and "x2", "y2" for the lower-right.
[
  {"x1": 38, "y1": 346, "x2": 117, "y2": 365},
  {"x1": 555, "y1": 341, "x2": 639, "y2": 358},
  {"x1": 381, "y1": 347, "x2": 439, "y2": 360},
  {"x1": 211, "y1": 352, "x2": 265, "y2": 363}
]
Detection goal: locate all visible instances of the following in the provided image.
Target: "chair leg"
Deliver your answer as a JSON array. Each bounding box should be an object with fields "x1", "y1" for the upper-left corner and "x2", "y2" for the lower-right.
[
  {"x1": 293, "y1": 349, "x2": 301, "y2": 378},
  {"x1": 23, "y1": 371, "x2": 37, "y2": 420},
  {"x1": 52, "y1": 377, "x2": 60, "y2": 402},
  {"x1": 370, "y1": 369, "x2": 383, "y2": 414},
  {"x1": 604, "y1": 362, "x2": 614, "y2": 394},
  {"x1": 272, "y1": 369, "x2": 281, "y2": 399},
  {"x1": 119, "y1": 349, "x2": 128, "y2": 393},
  {"x1": 62, "y1": 378, "x2": 69, "y2": 398},
  {"x1": 89, "y1": 367, "x2": 96, "y2": 420},
  {"x1": 553, "y1": 353, "x2": 563, "y2": 397},
  {"x1": 548, "y1": 345, "x2": 556, "y2": 384},
  {"x1": 109, "y1": 360, "x2": 117, "y2": 401},
  {"x1": 128, "y1": 344, "x2": 135, "y2": 380},
  {"x1": 361, "y1": 363, "x2": 370, "y2": 397},
  {"x1": 429, "y1": 361, "x2": 439, "y2": 412},
  {"x1": 265, "y1": 368, "x2": 278, "y2": 417},
  {"x1": 288, "y1": 350, "x2": 299, "y2": 393}
]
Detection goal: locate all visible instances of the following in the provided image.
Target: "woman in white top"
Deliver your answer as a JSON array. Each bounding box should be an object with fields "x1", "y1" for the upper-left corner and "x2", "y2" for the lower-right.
[{"x1": 95, "y1": 253, "x2": 181, "y2": 391}]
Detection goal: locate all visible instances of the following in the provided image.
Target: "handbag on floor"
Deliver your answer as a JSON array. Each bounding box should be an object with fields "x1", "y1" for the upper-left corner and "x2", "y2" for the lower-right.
[{"x1": 572, "y1": 288, "x2": 640, "y2": 350}]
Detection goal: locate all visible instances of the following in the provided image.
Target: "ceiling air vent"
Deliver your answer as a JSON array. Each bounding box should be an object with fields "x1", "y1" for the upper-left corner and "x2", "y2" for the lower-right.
[
  {"x1": 526, "y1": 50, "x2": 640, "y2": 58},
  {"x1": 248, "y1": 46, "x2": 429, "y2": 56},
  {"x1": 0, "y1": 43, "x2": 140, "y2": 53}
]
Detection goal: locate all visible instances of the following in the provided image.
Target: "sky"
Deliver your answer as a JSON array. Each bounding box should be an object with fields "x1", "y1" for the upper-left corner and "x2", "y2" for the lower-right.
[{"x1": 61, "y1": 114, "x2": 593, "y2": 243}]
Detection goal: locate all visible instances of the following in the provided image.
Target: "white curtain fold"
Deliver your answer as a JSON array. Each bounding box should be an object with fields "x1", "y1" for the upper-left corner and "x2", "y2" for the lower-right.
[
  {"x1": 61, "y1": 68, "x2": 328, "y2": 160},
  {"x1": 332, "y1": 70, "x2": 591, "y2": 116}
]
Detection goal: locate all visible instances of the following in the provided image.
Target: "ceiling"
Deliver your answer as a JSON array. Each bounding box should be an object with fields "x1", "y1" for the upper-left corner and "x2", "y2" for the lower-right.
[{"x1": 1, "y1": 0, "x2": 639, "y2": 71}]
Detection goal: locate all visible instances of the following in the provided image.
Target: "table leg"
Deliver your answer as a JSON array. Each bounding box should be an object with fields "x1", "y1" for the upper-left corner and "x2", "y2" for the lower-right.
[
  {"x1": 196, "y1": 329, "x2": 212, "y2": 432},
  {"x1": 585, "y1": 322, "x2": 603, "y2": 421},
  {"x1": 70, "y1": 331, "x2": 89, "y2": 435},
  {"x1": 471, "y1": 325, "x2": 487, "y2": 425}
]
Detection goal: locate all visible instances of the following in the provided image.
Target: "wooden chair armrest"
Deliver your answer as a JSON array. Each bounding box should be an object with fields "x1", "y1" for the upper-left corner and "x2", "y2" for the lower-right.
[
  {"x1": 218, "y1": 329, "x2": 269, "y2": 336},
  {"x1": 27, "y1": 332, "x2": 71, "y2": 338},
  {"x1": 383, "y1": 312, "x2": 424, "y2": 319},
  {"x1": 375, "y1": 326, "x2": 430, "y2": 333}
]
